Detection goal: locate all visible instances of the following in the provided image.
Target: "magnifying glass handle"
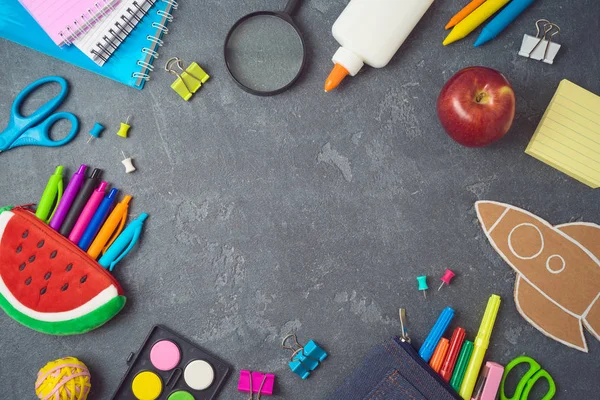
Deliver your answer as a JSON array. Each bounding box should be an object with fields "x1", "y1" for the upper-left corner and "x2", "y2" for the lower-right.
[{"x1": 284, "y1": 0, "x2": 302, "y2": 15}]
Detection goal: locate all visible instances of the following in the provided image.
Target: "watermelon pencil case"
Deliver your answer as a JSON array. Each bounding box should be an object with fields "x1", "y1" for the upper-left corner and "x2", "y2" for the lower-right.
[{"x1": 0, "y1": 206, "x2": 126, "y2": 335}]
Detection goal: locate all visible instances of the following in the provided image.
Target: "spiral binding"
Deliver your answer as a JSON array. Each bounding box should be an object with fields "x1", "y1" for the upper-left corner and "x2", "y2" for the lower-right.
[
  {"x1": 90, "y1": 0, "x2": 157, "y2": 63},
  {"x1": 132, "y1": 0, "x2": 177, "y2": 82},
  {"x1": 58, "y1": 0, "x2": 118, "y2": 46}
]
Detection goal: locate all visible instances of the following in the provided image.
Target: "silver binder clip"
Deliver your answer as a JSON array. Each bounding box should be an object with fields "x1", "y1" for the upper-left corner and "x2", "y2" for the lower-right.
[{"x1": 519, "y1": 19, "x2": 561, "y2": 64}]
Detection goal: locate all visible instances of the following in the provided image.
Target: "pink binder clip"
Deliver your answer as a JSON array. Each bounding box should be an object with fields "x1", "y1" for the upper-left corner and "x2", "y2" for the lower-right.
[{"x1": 238, "y1": 370, "x2": 275, "y2": 399}]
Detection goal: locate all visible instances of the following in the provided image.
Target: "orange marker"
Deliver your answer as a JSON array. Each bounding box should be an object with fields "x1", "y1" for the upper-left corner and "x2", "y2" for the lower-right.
[
  {"x1": 87, "y1": 195, "x2": 132, "y2": 259},
  {"x1": 429, "y1": 337, "x2": 450, "y2": 373},
  {"x1": 445, "y1": 0, "x2": 487, "y2": 30}
]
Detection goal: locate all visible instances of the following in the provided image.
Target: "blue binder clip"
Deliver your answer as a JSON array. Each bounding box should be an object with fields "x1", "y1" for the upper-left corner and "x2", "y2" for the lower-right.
[{"x1": 282, "y1": 333, "x2": 327, "y2": 380}]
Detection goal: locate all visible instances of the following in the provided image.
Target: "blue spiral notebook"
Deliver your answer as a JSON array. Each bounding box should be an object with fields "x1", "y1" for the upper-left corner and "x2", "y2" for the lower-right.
[{"x1": 0, "y1": 0, "x2": 177, "y2": 90}]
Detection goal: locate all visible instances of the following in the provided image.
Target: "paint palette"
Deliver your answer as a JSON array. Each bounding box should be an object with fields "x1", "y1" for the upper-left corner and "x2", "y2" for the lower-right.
[{"x1": 112, "y1": 325, "x2": 231, "y2": 400}]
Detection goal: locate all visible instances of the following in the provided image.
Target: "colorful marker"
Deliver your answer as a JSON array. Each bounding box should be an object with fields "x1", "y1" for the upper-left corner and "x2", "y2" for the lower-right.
[
  {"x1": 68, "y1": 182, "x2": 108, "y2": 243},
  {"x1": 440, "y1": 327, "x2": 466, "y2": 382},
  {"x1": 419, "y1": 307, "x2": 455, "y2": 362},
  {"x1": 78, "y1": 188, "x2": 119, "y2": 251},
  {"x1": 471, "y1": 361, "x2": 504, "y2": 400},
  {"x1": 99, "y1": 213, "x2": 148, "y2": 271},
  {"x1": 59, "y1": 168, "x2": 103, "y2": 237},
  {"x1": 445, "y1": 0, "x2": 487, "y2": 30},
  {"x1": 35, "y1": 166, "x2": 64, "y2": 223},
  {"x1": 49, "y1": 164, "x2": 87, "y2": 231},
  {"x1": 459, "y1": 295, "x2": 501, "y2": 400},
  {"x1": 450, "y1": 340, "x2": 474, "y2": 391},
  {"x1": 443, "y1": 0, "x2": 511, "y2": 46},
  {"x1": 474, "y1": 0, "x2": 537, "y2": 47},
  {"x1": 87, "y1": 195, "x2": 132, "y2": 259},
  {"x1": 429, "y1": 338, "x2": 450, "y2": 373}
]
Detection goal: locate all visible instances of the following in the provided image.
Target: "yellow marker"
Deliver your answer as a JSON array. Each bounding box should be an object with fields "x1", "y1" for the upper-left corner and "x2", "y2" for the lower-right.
[
  {"x1": 87, "y1": 195, "x2": 132, "y2": 259},
  {"x1": 116, "y1": 116, "x2": 131, "y2": 138},
  {"x1": 443, "y1": 0, "x2": 511, "y2": 46},
  {"x1": 459, "y1": 294, "x2": 501, "y2": 400}
]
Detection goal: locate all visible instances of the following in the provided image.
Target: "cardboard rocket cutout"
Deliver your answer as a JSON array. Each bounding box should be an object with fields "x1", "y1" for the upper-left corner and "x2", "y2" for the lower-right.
[{"x1": 475, "y1": 201, "x2": 600, "y2": 352}]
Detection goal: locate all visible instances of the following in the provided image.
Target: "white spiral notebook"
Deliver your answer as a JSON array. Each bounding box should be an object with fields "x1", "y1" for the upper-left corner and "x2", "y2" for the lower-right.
[
  {"x1": 75, "y1": 0, "x2": 156, "y2": 66},
  {"x1": 18, "y1": 0, "x2": 122, "y2": 46}
]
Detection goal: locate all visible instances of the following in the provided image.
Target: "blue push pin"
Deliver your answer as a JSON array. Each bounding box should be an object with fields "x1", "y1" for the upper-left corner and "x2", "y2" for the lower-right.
[
  {"x1": 87, "y1": 122, "x2": 105, "y2": 144},
  {"x1": 282, "y1": 333, "x2": 327, "y2": 380}
]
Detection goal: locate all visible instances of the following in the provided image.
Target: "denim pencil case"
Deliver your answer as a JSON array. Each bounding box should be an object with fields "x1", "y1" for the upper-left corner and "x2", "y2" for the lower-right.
[
  {"x1": 0, "y1": 206, "x2": 126, "y2": 335},
  {"x1": 329, "y1": 337, "x2": 462, "y2": 400}
]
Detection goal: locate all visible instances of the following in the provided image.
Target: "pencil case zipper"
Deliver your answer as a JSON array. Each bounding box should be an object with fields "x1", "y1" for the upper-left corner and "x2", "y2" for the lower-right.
[
  {"x1": 393, "y1": 336, "x2": 463, "y2": 399},
  {"x1": 12, "y1": 205, "x2": 123, "y2": 291}
]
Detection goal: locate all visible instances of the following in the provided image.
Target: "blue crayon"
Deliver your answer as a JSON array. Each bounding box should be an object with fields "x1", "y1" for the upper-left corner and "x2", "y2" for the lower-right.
[{"x1": 474, "y1": 0, "x2": 537, "y2": 47}]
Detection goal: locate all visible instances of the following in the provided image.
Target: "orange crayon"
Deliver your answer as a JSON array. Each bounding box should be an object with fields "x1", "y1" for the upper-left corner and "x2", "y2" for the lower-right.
[{"x1": 445, "y1": 0, "x2": 487, "y2": 29}]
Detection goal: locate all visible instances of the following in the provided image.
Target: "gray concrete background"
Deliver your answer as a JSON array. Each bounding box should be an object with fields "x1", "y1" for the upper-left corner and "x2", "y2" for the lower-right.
[{"x1": 1, "y1": 0, "x2": 599, "y2": 399}]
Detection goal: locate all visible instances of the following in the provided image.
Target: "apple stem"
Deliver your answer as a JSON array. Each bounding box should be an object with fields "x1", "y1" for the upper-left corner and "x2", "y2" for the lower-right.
[{"x1": 476, "y1": 92, "x2": 486, "y2": 103}]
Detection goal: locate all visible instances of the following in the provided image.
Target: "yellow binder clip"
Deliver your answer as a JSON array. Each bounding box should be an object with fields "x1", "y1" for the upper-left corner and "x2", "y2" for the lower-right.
[{"x1": 165, "y1": 57, "x2": 210, "y2": 101}]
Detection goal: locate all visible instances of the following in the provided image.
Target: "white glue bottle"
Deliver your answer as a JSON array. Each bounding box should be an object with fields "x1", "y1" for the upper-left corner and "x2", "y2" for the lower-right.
[{"x1": 324, "y1": 0, "x2": 435, "y2": 92}]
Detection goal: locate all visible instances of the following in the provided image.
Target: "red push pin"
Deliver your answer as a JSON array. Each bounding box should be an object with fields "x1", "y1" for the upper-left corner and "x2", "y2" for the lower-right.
[{"x1": 438, "y1": 269, "x2": 456, "y2": 291}]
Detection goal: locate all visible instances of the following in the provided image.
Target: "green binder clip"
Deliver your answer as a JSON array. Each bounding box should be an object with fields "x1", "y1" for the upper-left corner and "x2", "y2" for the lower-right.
[{"x1": 165, "y1": 57, "x2": 210, "y2": 101}]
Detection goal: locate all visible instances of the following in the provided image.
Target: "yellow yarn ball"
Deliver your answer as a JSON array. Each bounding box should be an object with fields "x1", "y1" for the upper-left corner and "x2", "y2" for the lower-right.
[{"x1": 35, "y1": 357, "x2": 91, "y2": 400}]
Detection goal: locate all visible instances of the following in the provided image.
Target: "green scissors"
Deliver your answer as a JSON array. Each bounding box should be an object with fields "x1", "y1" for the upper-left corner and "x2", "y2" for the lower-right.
[{"x1": 500, "y1": 356, "x2": 556, "y2": 400}]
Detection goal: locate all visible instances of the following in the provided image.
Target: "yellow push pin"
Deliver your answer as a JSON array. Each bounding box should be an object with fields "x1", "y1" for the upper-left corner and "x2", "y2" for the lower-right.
[{"x1": 117, "y1": 116, "x2": 132, "y2": 138}]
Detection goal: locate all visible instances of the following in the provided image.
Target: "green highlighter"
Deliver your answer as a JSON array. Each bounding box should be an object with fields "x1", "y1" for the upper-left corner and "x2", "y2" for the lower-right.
[
  {"x1": 35, "y1": 166, "x2": 64, "y2": 223},
  {"x1": 450, "y1": 340, "x2": 474, "y2": 392}
]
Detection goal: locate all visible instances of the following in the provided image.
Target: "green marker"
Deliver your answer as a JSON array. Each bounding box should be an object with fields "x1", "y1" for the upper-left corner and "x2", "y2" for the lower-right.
[
  {"x1": 36, "y1": 166, "x2": 64, "y2": 223},
  {"x1": 450, "y1": 340, "x2": 474, "y2": 392}
]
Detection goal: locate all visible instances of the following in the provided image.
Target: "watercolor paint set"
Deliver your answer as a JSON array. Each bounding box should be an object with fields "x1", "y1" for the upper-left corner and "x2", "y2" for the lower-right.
[{"x1": 112, "y1": 325, "x2": 231, "y2": 400}]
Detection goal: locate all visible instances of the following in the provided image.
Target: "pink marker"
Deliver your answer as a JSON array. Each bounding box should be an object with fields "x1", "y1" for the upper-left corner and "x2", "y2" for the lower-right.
[
  {"x1": 68, "y1": 182, "x2": 108, "y2": 243},
  {"x1": 471, "y1": 361, "x2": 504, "y2": 400}
]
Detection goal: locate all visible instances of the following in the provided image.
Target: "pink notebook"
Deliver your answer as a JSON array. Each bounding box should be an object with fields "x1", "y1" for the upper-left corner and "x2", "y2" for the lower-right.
[{"x1": 18, "y1": 0, "x2": 121, "y2": 46}]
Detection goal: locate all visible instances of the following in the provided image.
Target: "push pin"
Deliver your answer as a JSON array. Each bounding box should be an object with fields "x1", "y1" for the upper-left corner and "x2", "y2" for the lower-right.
[
  {"x1": 438, "y1": 269, "x2": 456, "y2": 291},
  {"x1": 417, "y1": 276, "x2": 429, "y2": 298},
  {"x1": 121, "y1": 151, "x2": 136, "y2": 173},
  {"x1": 281, "y1": 333, "x2": 327, "y2": 380},
  {"x1": 238, "y1": 371, "x2": 275, "y2": 399},
  {"x1": 117, "y1": 116, "x2": 132, "y2": 138},
  {"x1": 87, "y1": 122, "x2": 105, "y2": 144}
]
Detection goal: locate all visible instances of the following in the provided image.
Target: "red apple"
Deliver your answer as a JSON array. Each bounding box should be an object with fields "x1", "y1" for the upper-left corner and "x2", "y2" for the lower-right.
[{"x1": 437, "y1": 67, "x2": 516, "y2": 147}]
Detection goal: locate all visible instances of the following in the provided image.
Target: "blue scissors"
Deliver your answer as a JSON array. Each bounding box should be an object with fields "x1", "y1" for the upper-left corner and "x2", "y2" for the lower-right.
[{"x1": 0, "y1": 76, "x2": 79, "y2": 153}]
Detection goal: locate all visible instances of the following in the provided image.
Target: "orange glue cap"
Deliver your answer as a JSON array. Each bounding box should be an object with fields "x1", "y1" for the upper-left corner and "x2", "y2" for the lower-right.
[{"x1": 324, "y1": 64, "x2": 349, "y2": 92}]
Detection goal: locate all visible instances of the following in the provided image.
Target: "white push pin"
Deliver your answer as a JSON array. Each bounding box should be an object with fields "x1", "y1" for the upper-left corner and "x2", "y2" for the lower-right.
[{"x1": 121, "y1": 151, "x2": 136, "y2": 173}]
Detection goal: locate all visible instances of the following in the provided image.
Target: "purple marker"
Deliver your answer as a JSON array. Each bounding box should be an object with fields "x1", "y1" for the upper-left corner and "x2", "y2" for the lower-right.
[{"x1": 49, "y1": 164, "x2": 87, "y2": 231}]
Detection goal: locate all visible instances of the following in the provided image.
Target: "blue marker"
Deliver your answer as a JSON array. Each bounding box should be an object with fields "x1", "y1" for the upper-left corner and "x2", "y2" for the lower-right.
[
  {"x1": 419, "y1": 307, "x2": 455, "y2": 362},
  {"x1": 474, "y1": 0, "x2": 537, "y2": 47},
  {"x1": 99, "y1": 213, "x2": 148, "y2": 271},
  {"x1": 78, "y1": 188, "x2": 119, "y2": 251}
]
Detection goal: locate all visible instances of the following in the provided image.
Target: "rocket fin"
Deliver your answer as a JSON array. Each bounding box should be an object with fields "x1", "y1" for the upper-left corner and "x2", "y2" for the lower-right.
[
  {"x1": 514, "y1": 276, "x2": 588, "y2": 352},
  {"x1": 583, "y1": 293, "x2": 600, "y2": 343},
  {"x1": 556, "y1": 222, "x2": 600, "y2": 261}
]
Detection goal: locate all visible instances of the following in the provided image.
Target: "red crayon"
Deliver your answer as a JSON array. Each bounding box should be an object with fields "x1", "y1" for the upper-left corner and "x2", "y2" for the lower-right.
[{"x1": 439, "y1": 327, "x2": 466, "y2": 382}]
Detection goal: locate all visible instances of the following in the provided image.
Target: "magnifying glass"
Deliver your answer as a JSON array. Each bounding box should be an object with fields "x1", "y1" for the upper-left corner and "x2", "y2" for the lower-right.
[{"x1": 224, "y1": 0, "x2": 306, "y2": 96}]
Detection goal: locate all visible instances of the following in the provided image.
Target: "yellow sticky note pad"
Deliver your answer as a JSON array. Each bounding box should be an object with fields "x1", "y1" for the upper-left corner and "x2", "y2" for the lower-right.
[{"x1": 525, "y1": 80, "x2": 600, "y2": 188}]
